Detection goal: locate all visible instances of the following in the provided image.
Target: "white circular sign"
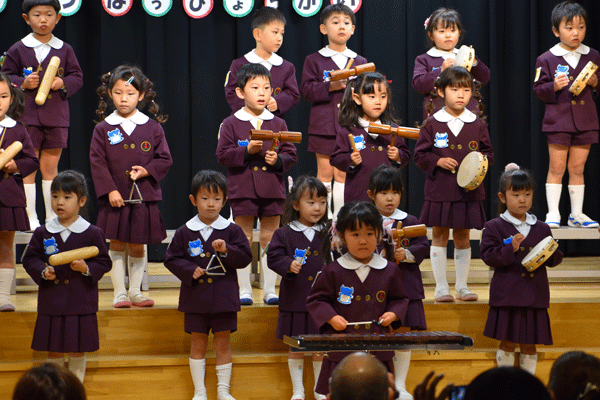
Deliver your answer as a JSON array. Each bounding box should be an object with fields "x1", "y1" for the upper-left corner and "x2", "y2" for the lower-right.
[
  {"x1": 264, "y1": 0, "x2": 278, "y2": 7},
  {"x1": 223, "y1": 0, "x2": 253, "y2": 18},
  {"x1": 59, "y1": 0, "x2": 81, "y2": 16},
  {"x1": 330, "y1": 0, "x2": 361, "y2": 13},
  {"x1": 0, "y1": 0, "x2": 6, "y2": 13},
  {"x1": 102, "y1": 0, "x2": 133, "y2": 17},
  {"x1": 293, "y1": 0, "x2": 322, "y2": 18},
  {"x1": 143, "y1": 0, "x2": 173, "y2": 17},
  {"x1": 183, "y1": 0, "x2": 213, "y2": 18}
]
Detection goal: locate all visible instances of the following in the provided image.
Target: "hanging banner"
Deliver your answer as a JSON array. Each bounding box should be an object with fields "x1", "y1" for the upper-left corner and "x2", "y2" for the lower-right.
[
  {"x1": 264, "y1": 0, "x2": 278, "y2": 7},
  {"x1": 330, "y1": 0, "x2": 361, "y2": 13},
  {"x1": 0, "y1": 0, "x2": 6, "y2": 14},
  {"x1": 293, "y1": 0, "x2": 322, "y2": 17},
  {"x1": 223, "y1": 0, "x2": 253, "y2": 18},
  {"x1": 59, "y1": 0, "x2": 81, "y2": 16},
  {"x1": 184, "y1": 0, "x2": 213, "y2": 18},
  {"x1": 143, "y1": 0, "x2": 172, "y2": 17},
  {"x1": 102, "y1": 0, "x2": 133, "y2": 17}
]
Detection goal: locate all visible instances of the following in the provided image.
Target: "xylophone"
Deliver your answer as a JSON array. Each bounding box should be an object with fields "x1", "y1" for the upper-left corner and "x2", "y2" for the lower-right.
[{"x1": 284, "y1": 331, "x2": 474, "y2": 352}]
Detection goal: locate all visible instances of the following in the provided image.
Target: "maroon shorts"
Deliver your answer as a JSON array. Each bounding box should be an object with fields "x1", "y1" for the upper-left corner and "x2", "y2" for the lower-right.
[
  {"x1": 184, "y1": 312, "x2": 237, "y2": 334},
  {"x1": 229, "y1": 198, "x2": 284, "y2": 218},
  {"x1": 27, "y1": 125, "x2": 68, "y2": 149},
  {"x1": 308, "y1": 134, "x2": 336, "y2": 157},
  {"x1": 546, "y1": 130, "x2": 598, "y2": 146}
]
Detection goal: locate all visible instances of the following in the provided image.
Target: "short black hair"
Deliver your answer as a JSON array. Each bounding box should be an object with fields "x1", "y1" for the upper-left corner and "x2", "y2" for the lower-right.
[
  {"x1": 191, "y1": 170, "x2": 228, "y2": 199},
  {"x1": 236, "y1": 63, "x2": 272, "y2": 90},
  {"x1": 0, "y1": 72, "x2": 25, "y2": 120},
  {"x1": 251, "y1": 7, "x2": 286, "y2": 31},
  {"x1": 22, "y1": 0, "x2": 61, "y2": 14},
  {"x1": 548, "y1": 351, "x2": 600, "y2": 400},
  {"x1": 369, "y1": 165, "x2": 405, "y2": 201},
  {"x1": 51, "y1": 170, "x2": 88, "y2": 200},
  {"x1": 320, "y1": 3, "x2": 355, "y2": 25},
  {"x1": 552, "y1": 1, "x2": 587, "y2": 31}
]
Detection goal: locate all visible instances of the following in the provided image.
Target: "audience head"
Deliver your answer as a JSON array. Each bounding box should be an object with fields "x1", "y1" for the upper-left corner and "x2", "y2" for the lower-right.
[
  {"x1": 464, "y1": 367, "x2": 550, "y2": 400},
  {"x1": 548, "y1": 351, "x2": 600, "y2": 400},
  {"x1": 12, "y1": 363, "x2": 86, "y2": 400},
  {"x1": 328, "y1": 352, "x2": 389, "y2": 400}
]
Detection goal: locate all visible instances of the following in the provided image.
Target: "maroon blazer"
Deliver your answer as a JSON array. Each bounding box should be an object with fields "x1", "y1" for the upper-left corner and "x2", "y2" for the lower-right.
[
  {"x1": 413, "y1": 116, "x2": 494, "y2": 202},
  {"x1": 533, "y1": 46, "x2": 600, "y2": 132},
  {"x1": 1, "y1": 40, "x2": 83, "y2": 127},
  {"x1": 300, "y1": 51, "x2": 368, "y2": 139},
  {"x1": 413, "y1": 52, "x2": 490, "y2": 120},
  {"x1": 224, "y1": 55, "x2": 300, "y2": 116},
  {"x1": 480, "y1": 217, "x2": 563, "y2": 308},
  {"x1": 0, "y1": 122, "x2": 39, "y2": 207},
  {"x1": 22, "y1": 223, "x2": 112, "y2": 316},
  {"x1": 164, "y1": 218, "x2": 252, "y2": 314},
  {"x1": 330, "y1": 125, "x2": 410, "y2": 203},
  {"x1": 89, "y1": 118, "x2": 172, "y2": 202},
  {"x1": 216, "y1": 114, "x2": 297, "y2": 200}
]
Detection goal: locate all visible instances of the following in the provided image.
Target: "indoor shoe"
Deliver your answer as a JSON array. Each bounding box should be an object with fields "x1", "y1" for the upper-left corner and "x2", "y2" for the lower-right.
[
  {"x1": 456, "y1": 288, "x2": 478, "y2": 301},
  {"x1": 434, "y1": 288, "x2": 454, "y2": 302},
  {"x1": 217, "y1": 393, "x2": 236, "y2": 400},
  {"x1": 240, "y1": 295, "x2": 253, "y2": 305},
  {"x1": 130, "y1": 293, "x2": 154, "y2": 307},
  {"x1": 113, "y1": 294, "x2": 132, "y2": 308},
  {"x1": 263, "y1": 292, "x2": 279, "y2": 305},
  {"x1": 568, "y1": 214, "x2": 599, "y2": 228},
  {"x1": 314, "y1": 394, "x2": 327, "y2": 400},
  {"x1": 545, "y1": 213, "x2": 561, "y2": 228},
  {"x1": 0, "y1": 297, "x2": 15, "y2": 312}
]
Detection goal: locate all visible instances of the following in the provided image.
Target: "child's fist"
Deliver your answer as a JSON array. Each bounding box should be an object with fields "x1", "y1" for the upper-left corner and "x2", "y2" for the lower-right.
[
  {"x1": 350, "y1": 151, "x2": 362, "y2": 166},
  {"x1": 193, "y1": 267, "x2": 206, "y2": 279},
  {"x1": 554, "y1": 74, "x2": 569, "y2": 91},
  {"x1": 247, "y1": 140, "x2": 263, "y2": 154},
  {"x1": 212, "y1": 239, "x2": 227, "y2": 254},
  {"x1": 328, "y1": 315, "x2": 348, "y2": 331},
  {"x1": 43, "y1": 266, "x2": 56, "y2": 280},
  {"x1": 288, "y1": 260, "x2": 302, "y2": 274},
  {"x1": 264, "y1": 150, "x2": 278, "y2": 166}
]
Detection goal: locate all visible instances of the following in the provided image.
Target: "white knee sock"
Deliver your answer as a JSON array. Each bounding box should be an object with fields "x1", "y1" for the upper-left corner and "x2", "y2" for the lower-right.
[
  {"x1": 430, "y1": 246, "x2": 448, "y2": 293},
  {"x1": 262, "y1": 247, "x2": 277, "y2": 298},
  {"x1": 496, "y1": 349, "x2": 515, "y2": 367},
  {"x1": 109, "y1": 250, "x2": 127, "y2": 299},
  {"x1": 190, "y1": 358, "x2": 207, "y2": 400},
  {"x1": 68, "y1": 354, "x2": 86, "y2": 383},
  {"x1": 237, "y1": 263, "x2": 253, "y2": 298},
  {"x1": 42, "y1": 180, "x2": 56, "y2": 223},
  {"x1": 519, "y1": 353, "x2": 537, "y2": 375},
  {"x1": 216, "y1": 362, "x2": 235, "y2": 400},
  {"x1": 24, "y1": 183, "x2": 40, "y2": 229},
  {"x1": 568, "y1": 185, "x2": 584, "y2": 216},
  {"x1": 288, "y1": 358, "x2": 304, "y2": 399},
  {"x1": 0, "y1": 269, "x2": 15, "y2": 309},
  {"x1": 312, "y1": 360, "x2": 324, "y2": 399},
  {"x1": 394, "y1": 350, "x2": 413, "y2": 400},
  {"x1": 454, "y1": 248, "x2": 472, "y2": 290},
  {"x1": 128, "y1": 256, "x2": 146, "y2": 296},
  {"x1": 332, "y1": 181, "x2": 345, "y2": 220},
  {"x1": 546, "y1": 183, "x2": 562, "y2": 216},
  {"x1": 322, "y1": 181, "x2": 332, "y2": 220}
]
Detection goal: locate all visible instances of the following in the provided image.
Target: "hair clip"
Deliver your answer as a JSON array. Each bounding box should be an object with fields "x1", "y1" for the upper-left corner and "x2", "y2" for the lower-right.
[
  {"x1": 578, "y1": 383, "x2": 599, "y2": 400},
  {"x1": 504, "y1": 163, "x2": 519, "y2": 172},
  {"x1": 424, "y1": 17, "x2": 431, "y2": 30},
  {"x1": 288, "y1": 176, "x2": 294, "y2": 192},
  {"x1": 125, "y1": 76, "x2": 134, "y2": 86}
]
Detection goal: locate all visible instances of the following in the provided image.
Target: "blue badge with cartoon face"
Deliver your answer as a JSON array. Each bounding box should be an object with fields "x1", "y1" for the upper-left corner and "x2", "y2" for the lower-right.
[
  {"x1": 434, "y1": 132, "x2": 449, "y2": 148},
  {"x1": 294, "y1": 248, "x2": 308, "y2": 264},
  {"x1": 323, "y1": 70, "x2": 333, "y2": 82},
  {"x1": 108, "y1": 128, "x2": 124, "y2": 145},
  {"x1": 238, "y1": 139, "x2": 249, "y2": 147},
  {"x1": 555, "y1": 64, "x2": 569, "y2": 77},
  {"x1": 188, "y1": 239, "x2": 203, "y2": 257},
  {"x1": 44, "y1": 237, "x2": 58, "y2": 255},
  {"x1": 353, "y1": 134, "x2": 366, "y2": 151},
  {"x1": 432, "y1": 67, "x2": 441, "y2": 72},
  {"x1": 338, "y1": 285, "x2": 354, "y2": 305}
]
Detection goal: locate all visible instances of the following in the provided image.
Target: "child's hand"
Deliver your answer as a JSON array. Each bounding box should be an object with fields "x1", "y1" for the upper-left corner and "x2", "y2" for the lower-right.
[
  {"x1": 441, "y1": 58, "x2": 455, "y2": 72},
  {"x1": 350, "y1": 150, "x2": 362, "y2": 166},
  {"x1": 264, "y1": 150, "x2": 278, "y2": 166},
  {"x1": 108, "y1": 190, "x2": 124, "y2": 208},
  {"x1": 129, "y1": 166, "x2": 149, "y2": 181},
  {"x1": 288, "y1": 260, "x2": 302, "y2": 274},
  {"x1": 193, "y1": 266, "x2": 206, "y2": 279},
  {"x1": 51, "y1": 77, "x2": 64, "y2": 91},
  {"x1": 387, "y1": 145, "x2": 400, "y2": 162},
  {"x1": 395, "y1": 247, "x2": 406, "y2": 263},
  {"x1": 212, "y1": 239, "x2": 228, "y2": 254},
  {"x1": 378, "y1": 311, "x2": 397, "y2": 327},
  {"x1": 22, "y1": 72, "x2": 39, "y2": 90},
  {"x1": 328, "y1": 315, "x2": 348, "y2": 331},
  {"x1": 554, "y1": 74, "x2": 569, "y2": 92},
  {"x1": 43, "y1": 265, "x2": 56, "y2": 280},
  {"x1": 511, "y1": 233, "x2": 526, "y2": 252},
  {"x1": 267, "y1": 98, "x2": 278, "y2": 112},
  {"x1": 329, "y1": 79, "x2": 347, "y2": 92},
  {"x1": 587, "y1": 73, "x2": 598, "y2": 89},
  {"x1": 247, "y1": 140, "x2": 263, "y2": 155},
  {"x1": 2, "y1": 159, "x2": 18, "y2": 174},
  {"x1": 70, "y1": 259, "x2": 88, "y2": 274},
  {"x1": 437, "y1": 157, "x2": 458, "y2": 171}
]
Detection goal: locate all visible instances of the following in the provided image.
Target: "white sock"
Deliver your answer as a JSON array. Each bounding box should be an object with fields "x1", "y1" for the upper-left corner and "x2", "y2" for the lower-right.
[
  {"x1": 394, "y1": 351, "x2": 413, "y2": 399},
  {"x1": 332, "y1": 181, "x2": 345, "y2": 220},
  {"x1": 190, "y1": 358, "x2": 207, "y2": 400},
  {"x1": 0, "y1": 269, "x2": 14, "y2": 306},
  {"x1": 128, "y1": 256, "x2": 146, "y2": 296},
  {"x1": 322, "y1": 181, "x2": 333, "y2": 220},
  {"x1": 262, "y1": 247, "x2": 277, "y2": 297},
  {"x1": 546, "y1": 183, "x2": 562, "y2": 216},
  {"x1": 568, "y1": 185, "x2": 585, "y2": 216},
  {"x1": 42, "y1": 180, "x2": 56, "y2": 223},
  {"x1": 312, "y1": 360, "x2": 323, "y2": 398},
  {"x1": 430, "y1": 246, "x2": 448, "y2": 293},
  {"x1": 24, "y1": 183, "x2": 39, "y2": 228},
  {"x1": 109, "y1": 250, "x2": 127, "y2": 299},
  {"x1": 68, "y1": 354, "x2": 86, "y2": 383},
  {"x1": 237, "y1": 263, "x2": 253, "y2": 298},
  {"x1": 216, "y1": 362, "x2": 235, "y2": 400},
  {"x1": 519, "y1": 353, "x2": 537, "y2": 375},
  {"x1": 288, "y1": 358, "x2": 305, "y2": 398},
  {"x1": 496, "y1": 349, "x2": 515, "y2": 367},
  {"x1": 454, "y1": 248, "x2": 472, "y2": 291}
]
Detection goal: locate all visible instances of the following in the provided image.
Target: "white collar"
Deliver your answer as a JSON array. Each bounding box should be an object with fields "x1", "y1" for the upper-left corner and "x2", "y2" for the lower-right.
[
  {"x1": 186, "y1": 215, "x2": 231, "y2": 232},
  {"x1": 318, "y1": 46, "x2": 357, "y2": 59},
  {"x1": 433, "y1": 107, "x2": 476, "y2": 123},
  {"x1": 384, "y1": 209, "x2": 408, "y2": 221},
  {"x1": 234, "y1": 108, "x2": 274, "y2": 121},
  {"x1": 21, "y1": 33, "x2": 63, "y2": 49},
  {"x1": 104, "y1": 110, "x2": 149, "y2": 126},
  {"x1": 500, "y1": 210, "x2": 537, "y2": 226},
  {"x1": 358, "y1": 117, "x2": 381, "y2": 128},
  {"x1": 245, "y1": 49, "x2": 283, "y2": 66},
  {"x1": 338, "y1": 252, "x2": 387, "y2": 270},
  {"x1": 550, "y1": 43, "x2": 590, "y2": 56},
  {"x1": 0, "y1": 117, "x2": 17, "y2": 128},
  {"x1": 426, "y1": 47, "x2": 459, "y2": 59},
  {"x1": 289, "y1": 220, "x2": 324, "y2": 232},
  {"x1": 46, "y1": 216, "x2": 90, "y2": 234}
]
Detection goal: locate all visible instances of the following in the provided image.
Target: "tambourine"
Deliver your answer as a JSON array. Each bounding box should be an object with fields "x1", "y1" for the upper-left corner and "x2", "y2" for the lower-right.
[
  {"x1": 522, "y1": 236, "x2": 558, "y2": 272},
  {"x1": 454, "y1": 45, "x2": 475, "y2": 71},
  {"x1": 569, "y1": 61, "x2": 598, "y2": 96},
  {"x1": 457, "y1": 151, "x2": 488, "y2": 191}
]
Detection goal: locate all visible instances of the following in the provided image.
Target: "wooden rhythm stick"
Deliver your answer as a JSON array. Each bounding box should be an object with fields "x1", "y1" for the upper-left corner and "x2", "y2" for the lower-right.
[
  {"x1": 250, "y1": 129, "x2": 302, "y2": 151},
  {"x1": 0, "y1": 141, "x2": 23, "y2": 170},
  {"x1": 348, "y1": 134, "x2": 358, "y2": 152},
  {"x1": 368, "y1": 123, "x2": 420, "y2": 146},
  {"x1": 327, "y1": 62, "x2": 376, "y2": 82},
  {"x1": 390, "y1": 224, "x2": 427, "y2": 246},
  {"x1": 48, "y1": 246, "x2": 99, "y2": 266},
  {"x1": 35, "y1": 56, "x2": 60, "y2": 106}
]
